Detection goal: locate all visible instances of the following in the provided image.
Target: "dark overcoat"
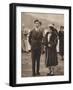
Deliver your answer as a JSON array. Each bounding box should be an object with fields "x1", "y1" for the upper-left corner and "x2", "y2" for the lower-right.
[
  {"x1": 45, "y1": 29, "x2": 58, "y2": 67},
  {"x1": 59, "y1": 31, "x2": 64, "y2": 56}
]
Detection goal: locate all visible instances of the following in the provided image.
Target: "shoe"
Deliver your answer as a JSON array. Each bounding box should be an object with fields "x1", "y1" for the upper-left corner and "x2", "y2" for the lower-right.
[
  {"x1": 32, "y1": 73, "x2": 36, "y2": 76},
  {"x1": 50, "y1": 73, "x2": 54, "y2": 76},
  {"x1": 50, "y1": 71, "x2": 55, "y2": 76},
  {"x1": 47, "y1": 73, "x2": 51, "y2": 76},
  {"x1": 37, "y1": 72, "x2": 40, "y2": 76}
]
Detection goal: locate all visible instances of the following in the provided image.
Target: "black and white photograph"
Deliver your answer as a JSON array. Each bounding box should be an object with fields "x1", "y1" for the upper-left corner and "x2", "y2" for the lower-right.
[
  {"x1": 9, "y1": 3, "x2": 71, "y2": 86},
  {"x1": 21, "y1": 12, "x2": 64, "y2": 77}
]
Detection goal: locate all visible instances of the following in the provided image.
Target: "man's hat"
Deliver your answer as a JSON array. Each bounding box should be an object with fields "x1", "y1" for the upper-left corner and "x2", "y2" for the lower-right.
[{"x1": 34, "y1": 19, "x2": 42, "y2": 25}]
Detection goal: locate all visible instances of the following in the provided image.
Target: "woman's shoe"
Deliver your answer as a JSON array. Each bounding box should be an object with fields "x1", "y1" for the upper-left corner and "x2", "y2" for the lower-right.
[
  {"x1": 50, "y1": 71, "x2": 54, "y2": 76},
  {"x1": 47, "y1": 71, "x2": 52, "y2": 76},
  {"x1": 47, "y1": 73, "x2": 51, "y2": 76}
]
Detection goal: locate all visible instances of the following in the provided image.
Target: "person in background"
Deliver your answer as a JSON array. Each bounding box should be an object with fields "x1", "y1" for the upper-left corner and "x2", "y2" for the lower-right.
[
  {"x1": 29, "y1": 19, "x2": 43, "y2": 76},
  {"x1": 59, "y1": 26, "x2": 64, "y2": 60},
  {"x1": 22, "y1": 24, "x2": 29, "y2": 53},
  {"x1": 21, "y1": 24, "x2": 25, "y2": 52},
  {"x1": 23, "y1": 28, "x2": 29, "y2": 53},
  {"x1": 45, "y1": 24, "x2": 58, "y2": 76}
]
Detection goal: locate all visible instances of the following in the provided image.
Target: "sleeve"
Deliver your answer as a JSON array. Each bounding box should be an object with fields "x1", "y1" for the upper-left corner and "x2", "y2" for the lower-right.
[
  {"x1": 43, "y1": 32, "x2": 48, "y2": 46},
  {"x1": 28, "y1": 31, "x2": 32, "y2": 45},
  {"x1": 41, "y1": 31, "x2": 46, "y2": 54},
  {"x1": 50, "y1": 31, "x2": 58, "y2": 47},
  {"x1": 54, "y1": 34, "x2": 58, "y2": 46},
  {"x1": 54, "y1": 30, "x2": 58, "y2": 46}
]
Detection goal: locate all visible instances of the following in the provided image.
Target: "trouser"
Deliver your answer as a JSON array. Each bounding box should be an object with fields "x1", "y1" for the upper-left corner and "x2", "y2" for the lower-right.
[{"x1": 31, "y1": 48, "x2": 41, "y2": 75}]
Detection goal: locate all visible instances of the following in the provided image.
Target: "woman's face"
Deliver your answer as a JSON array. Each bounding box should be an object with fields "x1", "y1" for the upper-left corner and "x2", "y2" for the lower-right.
[
  {"x1": 49, "y1": 27, "x2": 52, "y2": 33},
  {"x1": 60, "y1": 27, "x2": 64, "y2": 31}
]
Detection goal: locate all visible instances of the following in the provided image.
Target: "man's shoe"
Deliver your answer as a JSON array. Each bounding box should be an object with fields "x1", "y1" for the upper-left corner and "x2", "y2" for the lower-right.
[
  {"x1": 32, "y1": 74, "x2": 36, "y2": 76},
  {"x1": 37, "y1": 72, "x2": 40, "y2": 76}
]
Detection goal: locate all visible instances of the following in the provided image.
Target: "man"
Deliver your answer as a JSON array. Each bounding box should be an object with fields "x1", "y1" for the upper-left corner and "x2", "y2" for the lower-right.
[
  {"x1": 45, "y1": 24, "x2": 58, "y2": 75},
  {"x1": 59, "y1": 26, "x2": 64, "y2": 60},
  {"x1": 29, "y1": 19, "x2": 43, "y2": 76}
]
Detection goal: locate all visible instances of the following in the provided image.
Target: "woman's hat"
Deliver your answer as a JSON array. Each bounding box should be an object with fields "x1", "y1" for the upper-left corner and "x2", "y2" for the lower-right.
[{"x1": 48, "y1": 24, "x2": 54, "y2": 28}]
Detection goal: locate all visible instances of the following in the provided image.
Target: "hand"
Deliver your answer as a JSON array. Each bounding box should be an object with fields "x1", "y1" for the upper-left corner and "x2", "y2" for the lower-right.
[
  {"x1": 41, "y1": 48, "x2": 45, "y2": 54},
  {"x1": 48, "y1": 44, "x2": 51, "y2": 47}
]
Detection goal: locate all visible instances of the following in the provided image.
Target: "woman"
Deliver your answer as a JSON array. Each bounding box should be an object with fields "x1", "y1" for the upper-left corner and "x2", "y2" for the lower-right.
[
  {"x1": 45, "y1": 24, "x2": 58, "y2": 75},
  {"x1": 59, "y1": 26, "x2": 64, "y2": 60}
]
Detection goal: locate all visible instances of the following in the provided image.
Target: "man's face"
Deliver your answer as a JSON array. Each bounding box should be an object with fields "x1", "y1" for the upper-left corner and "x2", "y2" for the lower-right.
[{"x1": 34, "y1": 22, "x2": 40, "y2": 28}]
